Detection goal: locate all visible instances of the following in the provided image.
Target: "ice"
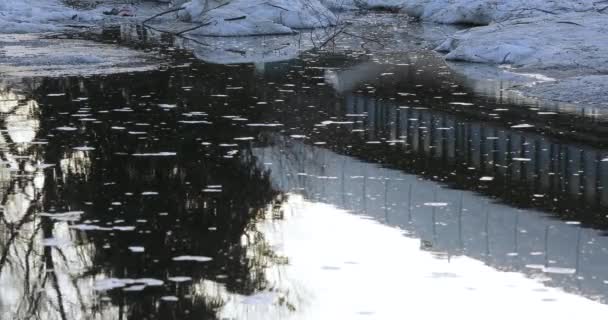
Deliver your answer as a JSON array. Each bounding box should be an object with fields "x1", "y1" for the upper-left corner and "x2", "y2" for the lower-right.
[
  {"x1": 128, "y1": 246, "x2": 145, "y2": 253},
  {"x1": 132, "y1": 152, "x2": 177, "y2": 157},
  {"x1": 511, "y1": 124, "x2": 534, "y2": 129},
  {"x1": 172, "y1": 255, "x2": 213, "y2": 262},
  {"x1": 424, "y1": 202, "x2": 448, "y2": 207},
  {"x1": 161, "y1": 296, "x2": 179, "y2": 301},
  {"x1": 94, "y1": 278, "x2": 131, "y2": 291},
  {"x1": 168, "y1": 276, "x2": 192, "y2": 282}
]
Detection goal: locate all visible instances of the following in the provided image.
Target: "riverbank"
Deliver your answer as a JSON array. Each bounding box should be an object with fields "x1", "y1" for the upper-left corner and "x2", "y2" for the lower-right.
[{"x1": 1, "y1": 0, "x2": 607, "y2": 108}]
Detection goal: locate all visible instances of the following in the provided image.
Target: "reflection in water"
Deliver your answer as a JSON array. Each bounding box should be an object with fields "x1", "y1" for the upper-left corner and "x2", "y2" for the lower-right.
[
  {"x1": 0, "y1": 36, "x2": 607, "y2": 319},
  {"x1": 217, "y1": 195, "x2": 608, "y2": 319},
  {"x1": 0, "y1": 84, "x2": 285, "y2": 319},
  {"x1": 255, "y1": 135, "x2": 608, "y2": 303}
]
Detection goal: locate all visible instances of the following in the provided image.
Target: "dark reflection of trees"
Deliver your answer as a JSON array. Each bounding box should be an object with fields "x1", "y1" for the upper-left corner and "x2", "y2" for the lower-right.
[{"x1": 0, "y1": 72, "x2": 289, "y2": 319}]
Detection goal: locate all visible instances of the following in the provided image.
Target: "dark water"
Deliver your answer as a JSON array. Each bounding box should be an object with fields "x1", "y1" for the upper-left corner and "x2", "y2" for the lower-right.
[{"x1": 2, "y1": 25, "x2": 608, "y2": 319}]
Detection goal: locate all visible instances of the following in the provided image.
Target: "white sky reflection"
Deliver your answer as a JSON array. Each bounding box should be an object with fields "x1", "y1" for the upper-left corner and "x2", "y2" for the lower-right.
[{"x1": 215, "y1": 195, "x2": 608, "y2": 320}]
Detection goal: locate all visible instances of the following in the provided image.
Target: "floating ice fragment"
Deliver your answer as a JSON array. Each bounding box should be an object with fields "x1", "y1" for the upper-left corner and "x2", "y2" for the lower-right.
[
  {"x1": 123, "y1": 285, "x2": 146, "y2": 292},
  {"x1": 113, "y1": 226, "x2": 136, "y2": 231},
  {"x1": 56, "y1": 126, "x2": 77, "y2": 131},
  {"x1": 129, "y1": 246, "x2": 145, "y2": 253},
  {"x1": 168, "y1": 276, "x2": 192, "y2": 282},
  {"x1": 172, "y1": 255, "x2": 213, "y2": 262},
  {"x1": 511, "y1": 124, "x2": 534, "y2": 129},
  {"x1": 424, "y1": 202, "x2": 448, "y2": 207},
  {"x1": 479, "y1": 176, "x2": 494, "y2": 181},
  {"x1": 73, "y1": 146, "x2": 95, "y2": 151},
  {"x1": 161, "y1": 296, "x2": 179, "y2": 302},
  {"x1": 179, "y1": 120, "x2": 212, "y2": 124},
  {"x1": 136, "y1": 278, "x2": 164, "y2": 286},
  {"x1": 142, "y1": 191, "x2": 158, "y2": 195},
  {"x1": 132, "y1": 152, "x2": 176, "y2": 157},
  {"x1": 449, "y1": 102, "x2": 474, "y2": 106},
  {"x1": 47, "y1": 93, "x2": 66, "y2": 97},
  {"x1": 94, "y1": 278, "x2": 130, "y2": 291},
  {"x1": 512, "y1": 158, "x2": 531, "y2": 162},
  {"x1": 158, "y1": 104, "x2": 177, "y2": 109},
  {"x1": 246, "y1": 123, "x2": 283, "y2": 127},
  {"x1": 543, "y1": 267, "x2": 576, "y2": 274}
]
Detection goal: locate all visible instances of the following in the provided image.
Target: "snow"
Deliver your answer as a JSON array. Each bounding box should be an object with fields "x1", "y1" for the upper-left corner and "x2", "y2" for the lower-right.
[
  {"x1": 399, "y1": 0, "x2": 607, "y2": 25},
  {"x1": 436, "y1": 13, "x2": 608, "y2": 75},
  {"x1": 177, "y1": 0, "x2": 337, "y2": 36},
  {"x1": 0, "y1": 0, "x2": 169, "y2": 34}
]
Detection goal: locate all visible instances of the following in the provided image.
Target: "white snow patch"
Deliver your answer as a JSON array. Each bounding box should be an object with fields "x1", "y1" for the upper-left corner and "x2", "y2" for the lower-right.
[
  {"x1": 436, "y1": 13, "x2": 608, "y2": 75},
  {"x1": 177, "y1": 0, "x2": 336, "y2": 36},
  {"x1": 400, "y1": 0, "x2": 607, "y2": 25}
]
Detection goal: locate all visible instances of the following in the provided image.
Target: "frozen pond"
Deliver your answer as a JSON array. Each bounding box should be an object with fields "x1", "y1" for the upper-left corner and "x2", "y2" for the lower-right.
[{"x1": 1, "y1": 24, "x2": 608, "y2": 320}]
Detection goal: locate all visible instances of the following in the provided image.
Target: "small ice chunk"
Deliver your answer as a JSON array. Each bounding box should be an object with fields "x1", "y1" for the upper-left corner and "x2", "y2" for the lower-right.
[
  {"x1": 168, "y1": 276, "x2": 192, "y2": 282},
  {"x1": 511, "y1": 124, "x2": 534, "y2": 129},
  {"x1": 56, "y1": 126, "x2": 77, "y2": 131},
  {"x1": 172, "y1": 255, "x2": 213, "y2": 262},
  {"x1": 424, "y1": 202, "x2": 448, "y2": 207},
  {"x1": 161, "y1": 296, "x2": 179, "y2": 302}
]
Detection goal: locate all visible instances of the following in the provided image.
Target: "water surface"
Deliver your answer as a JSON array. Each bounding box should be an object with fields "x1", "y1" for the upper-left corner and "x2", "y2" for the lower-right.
[{"x1": 1, "y1": 22, "x2": 608, "y2": 320}]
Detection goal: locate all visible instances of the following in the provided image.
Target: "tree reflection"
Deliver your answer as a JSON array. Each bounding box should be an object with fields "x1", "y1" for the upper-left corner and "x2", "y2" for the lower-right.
[{"x1": 0, "y1": 78, "x2": 290, "y2": 319}]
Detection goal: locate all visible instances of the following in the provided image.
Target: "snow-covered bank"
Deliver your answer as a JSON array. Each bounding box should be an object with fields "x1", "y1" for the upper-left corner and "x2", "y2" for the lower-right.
[
  {"x1": 176, "y1": 0, "x2": 337, "y2": 36},
  {"x1": 436, "y1": 13, "x2": 608, "y2": 75},
  {"x1": 401, "y1": 0, "x2": 606, "y2": 25},
  {"x1": 0, "y1": 0, "x2": 91, "y2": 33},
  {"x1": 432, "y1": 12, "x2": 608, "y2": 107},
  {"x1": 0, "y1": 0, "x2": 167, "y2": 34}
]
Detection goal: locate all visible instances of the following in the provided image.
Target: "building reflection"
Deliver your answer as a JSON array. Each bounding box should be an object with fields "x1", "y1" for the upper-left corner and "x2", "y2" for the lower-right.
[{"x1": 254, "y1": 133, "x2": 608, "y2": 304}]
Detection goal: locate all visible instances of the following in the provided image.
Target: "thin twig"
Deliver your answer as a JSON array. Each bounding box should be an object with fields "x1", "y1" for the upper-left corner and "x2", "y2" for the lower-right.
[
  {"x1": 175, "y1": 21, "x2": 213, "y2": 35},
  {"x1": 142, "y1": 7, "x2": 186, "y2": 25}
]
